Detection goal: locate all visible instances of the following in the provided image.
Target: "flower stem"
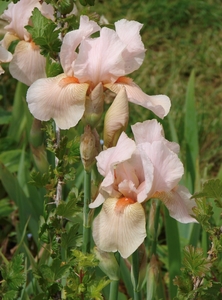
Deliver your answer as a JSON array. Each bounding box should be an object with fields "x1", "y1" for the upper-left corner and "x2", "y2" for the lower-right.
[
  {"x1": 150, "y1": 201, "x2": 160, "y2": 256},
  {"x1": 132, "y1": 250, "x2": 142, "y2": 300},
  {"x1": 109, "y1": 252, "x2": 120, "y2": 300},
  {"x1": 55, "y1": 125, "x2": 62, "y2": 207},
  {"x1": 82, "y1": 170, "x2": 91, "y2": 253}
]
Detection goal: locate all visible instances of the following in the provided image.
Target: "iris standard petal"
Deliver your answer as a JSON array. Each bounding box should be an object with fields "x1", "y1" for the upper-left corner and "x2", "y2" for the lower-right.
[
  {"x1": 132, "y1": 119, "x2": 180, "y2": 154},
  {"x1": 138, "y1": 141, "x2": 184, "y2": 196},
  {"x1": 115, "y1": 19, "x2": 146, "y2": 74},
  {"x1": 96, "y1": 132, "x2": 136, "y2": 177},
  {"x1": 92, "y1": 197, "x2": 146, "y2": 258},
  {"x1": 27, "y1": 73, "x2": 89, "y2": 129},
  {"x1": 74, "y1": 27, "x2": 126, "y2": 87},
  {"x1": 60, "y1": 15, "x2": 100, "y2": 76}
]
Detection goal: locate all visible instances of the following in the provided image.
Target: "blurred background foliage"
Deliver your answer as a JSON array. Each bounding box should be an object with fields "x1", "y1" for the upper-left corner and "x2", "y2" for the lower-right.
[{"x1": 0, "y1": 0, "x2": 222, "y2": 299}]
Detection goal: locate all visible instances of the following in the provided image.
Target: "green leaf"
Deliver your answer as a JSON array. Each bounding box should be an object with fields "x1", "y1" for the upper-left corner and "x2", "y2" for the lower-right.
[
  {"x1": 61, "y1": 223, "x2": 80, "y2": 248},
  {"x1": 46, "y1": 58, "x2": 63, "y2": 77},
  {"x1": 87, "y1": 278, "x2": 110, "y2": 300},
  {"x1": 51, "y1": 259, "x2": 70, "y2": 280},
  {"x1": 184, "y1": 70, "x2": 199, "y2": 193},
  {"x1": 56, "y1": 196, "x2": 81, "y2": 218},
  {"x1": 183, "y1": 245, "x2": 211, "y2": 277},
  {"x1": 25, "y1": 8, "x2": 62, "y2": 58},
  {"x1": 0, "y1": 198, "x2": 15, "y2": 217},
  {"x1": 3, "y1": 291, "x2": 18, "y2": 300},
  {"x1": 193, "y1": 179, "x2": 222, "y2": 200},
  {"x1": 192, "y1": 198, "x2": 214, "y2": 230},
  {"x1": 1, "y1": 253, "x2": 26, "y2": 290},
  {"x1": 0, "y1": 109, "x2": 11, "y2": 125}
]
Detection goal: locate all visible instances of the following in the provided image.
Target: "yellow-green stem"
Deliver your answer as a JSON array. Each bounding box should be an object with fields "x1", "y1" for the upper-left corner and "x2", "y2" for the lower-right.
[
  {"x1": 109, "y1": 252, "x2": 120, "y2": 300},
  {"x1": 82, "y1": 170, "x2": 91, "y2": 253},
  {"x1": 132, "y1": 250, "x2": 142, "y2": 300}
]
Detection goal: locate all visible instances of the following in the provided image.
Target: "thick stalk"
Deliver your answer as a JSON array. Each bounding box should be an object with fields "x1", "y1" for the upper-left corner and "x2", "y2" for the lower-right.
[
  {"x1": 55, "y1": 125, "x2": 62, "y2": 207},
  {"x1": 82, "y1": 170, "x2": 91, "y2": 253},
  {"x1": 109, "y1": 252, "x2": 120, "y2": 300},
  {"x1": 132, "y1": 250, "x2": 142, "y2": 300},
  {"x1": 150, "y1": 201, "x2": 160, "y2": 256}
]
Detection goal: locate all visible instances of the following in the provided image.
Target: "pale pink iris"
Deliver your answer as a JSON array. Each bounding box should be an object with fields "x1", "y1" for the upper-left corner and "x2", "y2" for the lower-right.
[
  {"x1": 0, "y1": 0, "x2": 54, "y2": 85},
  {"x1": 26, "y1": 16, "x2": 171, "y2": 129},
  {"x1": 0, "y1": 45, "x2": 13, "y2": 75},
  {"x1": 91, "y1": 120, "x2": 197, "y2": 258}
]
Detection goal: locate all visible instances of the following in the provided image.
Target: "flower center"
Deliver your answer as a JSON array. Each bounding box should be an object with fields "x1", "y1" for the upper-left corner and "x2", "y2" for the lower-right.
[
  {"x1": 59, "y1": 76, "x2": 80, "y2": 87},
  {"x1": 114, "y1": 197, "x2": 136, "y2": 214}
]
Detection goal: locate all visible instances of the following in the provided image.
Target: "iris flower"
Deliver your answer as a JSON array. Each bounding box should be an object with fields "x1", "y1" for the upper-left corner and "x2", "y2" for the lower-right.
[
  {"x1": 0, "y1": 45, "x2": 13, "y2": 75},
  {"x1": 91, "y1": 120, "x2": 197, "y2": 258},
  {"x1": 27, "y1": 16, "x2": 171, "y2": 129},
  {"x1": 0, "y1": 0, "x2": 54, "y2": 85}
]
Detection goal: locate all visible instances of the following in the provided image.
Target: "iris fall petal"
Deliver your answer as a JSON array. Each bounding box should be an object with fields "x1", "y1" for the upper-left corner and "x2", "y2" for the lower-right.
[
  {"x1": 9, "y1": 40, "x2": 46, "y2": 86},
  {"x1": 92, "y1": 197, "x2": 146, "y2": 258},
  {"x1": 27, "y1": 74, "x2": 89, "y2": 129}
]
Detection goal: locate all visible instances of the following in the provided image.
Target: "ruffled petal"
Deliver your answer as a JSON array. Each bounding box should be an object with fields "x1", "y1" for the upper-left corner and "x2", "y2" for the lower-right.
[
  {"x1": 9, "y1": 40, "x2": 46, "y2": 86},
  {"x1": 2, "y1": 0, "x2": 41, "y2": 41},
  {"x1": 27, "y1": 74, "x2": 89, "y2": 129},
  {"x1": 0, "y1": 45, "x2": 13, "y2": 63},
  {"x1": 155, "y1": 185, "x2": 197, "y2": 223},
  {"x1": 115, "y1": 19, "x2": 145, "y2": 74},
  {"x1": 96, "y1": 132, "x2": 136, "y2": 176},
  {"x1": 105, "y1": 81, "x2": 171, "y2": 119},
  {"x1": 60, "y1": 15, "x2": 100, "y2": 76},
  {"x1": 0, "y1": 45, "x2": 13, "y2": 75},
  {"x1": 134, "y1": 149, "x2": 154, "y2": 203},
  {"x1": 92, "y1": 197, "x2": 146, "y2": 258},
  {"x1": 74, "y1": 27, "x2": 126, "y2": 87},
  {"x1": 1, "y1": 32, "x2": 19, "y2": 49},
  {"x1": 138, "y1": 141, "x2": 183, "y2": 195},
  {"x1": 103, "y1": 87, "x2": 129, "y2": 148},
  {"x1": 132, "y1": 119, "x2": 180, "y2": 154}
]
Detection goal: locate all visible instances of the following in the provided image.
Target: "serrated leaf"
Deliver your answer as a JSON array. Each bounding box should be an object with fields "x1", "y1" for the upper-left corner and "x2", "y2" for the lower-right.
[
  {"x1": 87, "y1": 278, "x2": 110, "y2": 300},
  {"x1": 29, "y1": 170, "x2": 50, "y2": 188},
  {"x1": 192, "y1": 198, "x2": 214, "y2": 230},
  {"x1": 46, "y1": 59, "x2": 63, "y2": 77},
  {"x1": 51, "y1": 259, "x2": 70, "y2": 280},
  {"x1": 25, "y1": 8, "x2": 62, "y2": 58},
  {"x1": 193, "y1": 179, "x2": 222, "y2": 199},
  {"x1": 56, "y1": 197, "x2": 81, "y2": 218},
  {"x1": 183, "y1": 245, "x2": 211, "y2": 277},
  {"x1": 2, "y1": 290, "x2": 18, "y2": 300},
  {"x1": 61, "y1": 223, "x2": 80, "y2": 248},
  {"x1": 1, "y1": 254, "x2": 26, "y2": 290}
]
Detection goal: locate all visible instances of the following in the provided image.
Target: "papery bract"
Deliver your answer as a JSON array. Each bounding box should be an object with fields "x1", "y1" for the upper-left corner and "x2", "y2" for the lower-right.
[
  {"x1": 27, "y1": 15, "x2": 171, "y2": 129},
  {"x1": 91, "y1": 120, "x2": 197, "y2": 258}
]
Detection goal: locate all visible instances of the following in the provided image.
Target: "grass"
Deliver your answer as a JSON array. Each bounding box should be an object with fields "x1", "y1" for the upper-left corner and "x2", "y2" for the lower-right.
[{"x1": 95, "y1": 0, "x2": 222, "y2": 178}]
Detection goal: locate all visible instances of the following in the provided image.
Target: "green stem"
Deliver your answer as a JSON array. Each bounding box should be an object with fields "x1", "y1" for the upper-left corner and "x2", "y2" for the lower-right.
[
  {"x1": 132, "y1": 250, "x2": 142, "y2": 300},
  {"x1": 82, "y1": 170, "x2": 91, "y2": 254},
  {"x1": 109, "y1": 252, "x2": 120, "y2": 300},
  {"x1": 150, "y1": 201, "x2": 160, "y2": 256}
]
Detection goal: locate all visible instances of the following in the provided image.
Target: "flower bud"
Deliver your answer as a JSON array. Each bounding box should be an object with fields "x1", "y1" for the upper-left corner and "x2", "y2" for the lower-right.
[
  {"x1": 82, "y1": 83, "x2": 104, "y2": 128},
  {"x1": 103, "y1": 87, "x2": 129, "y2": 149},
  {"x1": 80, "y1": 126, "x2": 100, "y2": 171},
  {"x1": 58, "y1": 0, "x2": 74, "y2": 15},
  {"x1": 146, "y1": 255, "x2": 160, "y2": 300},
  {"x1": 29, "y1": 118, "x2": 49, "y2": 173},
  {"x1": 93, "y1": 247, "x2": 120, "y2": 280}
]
